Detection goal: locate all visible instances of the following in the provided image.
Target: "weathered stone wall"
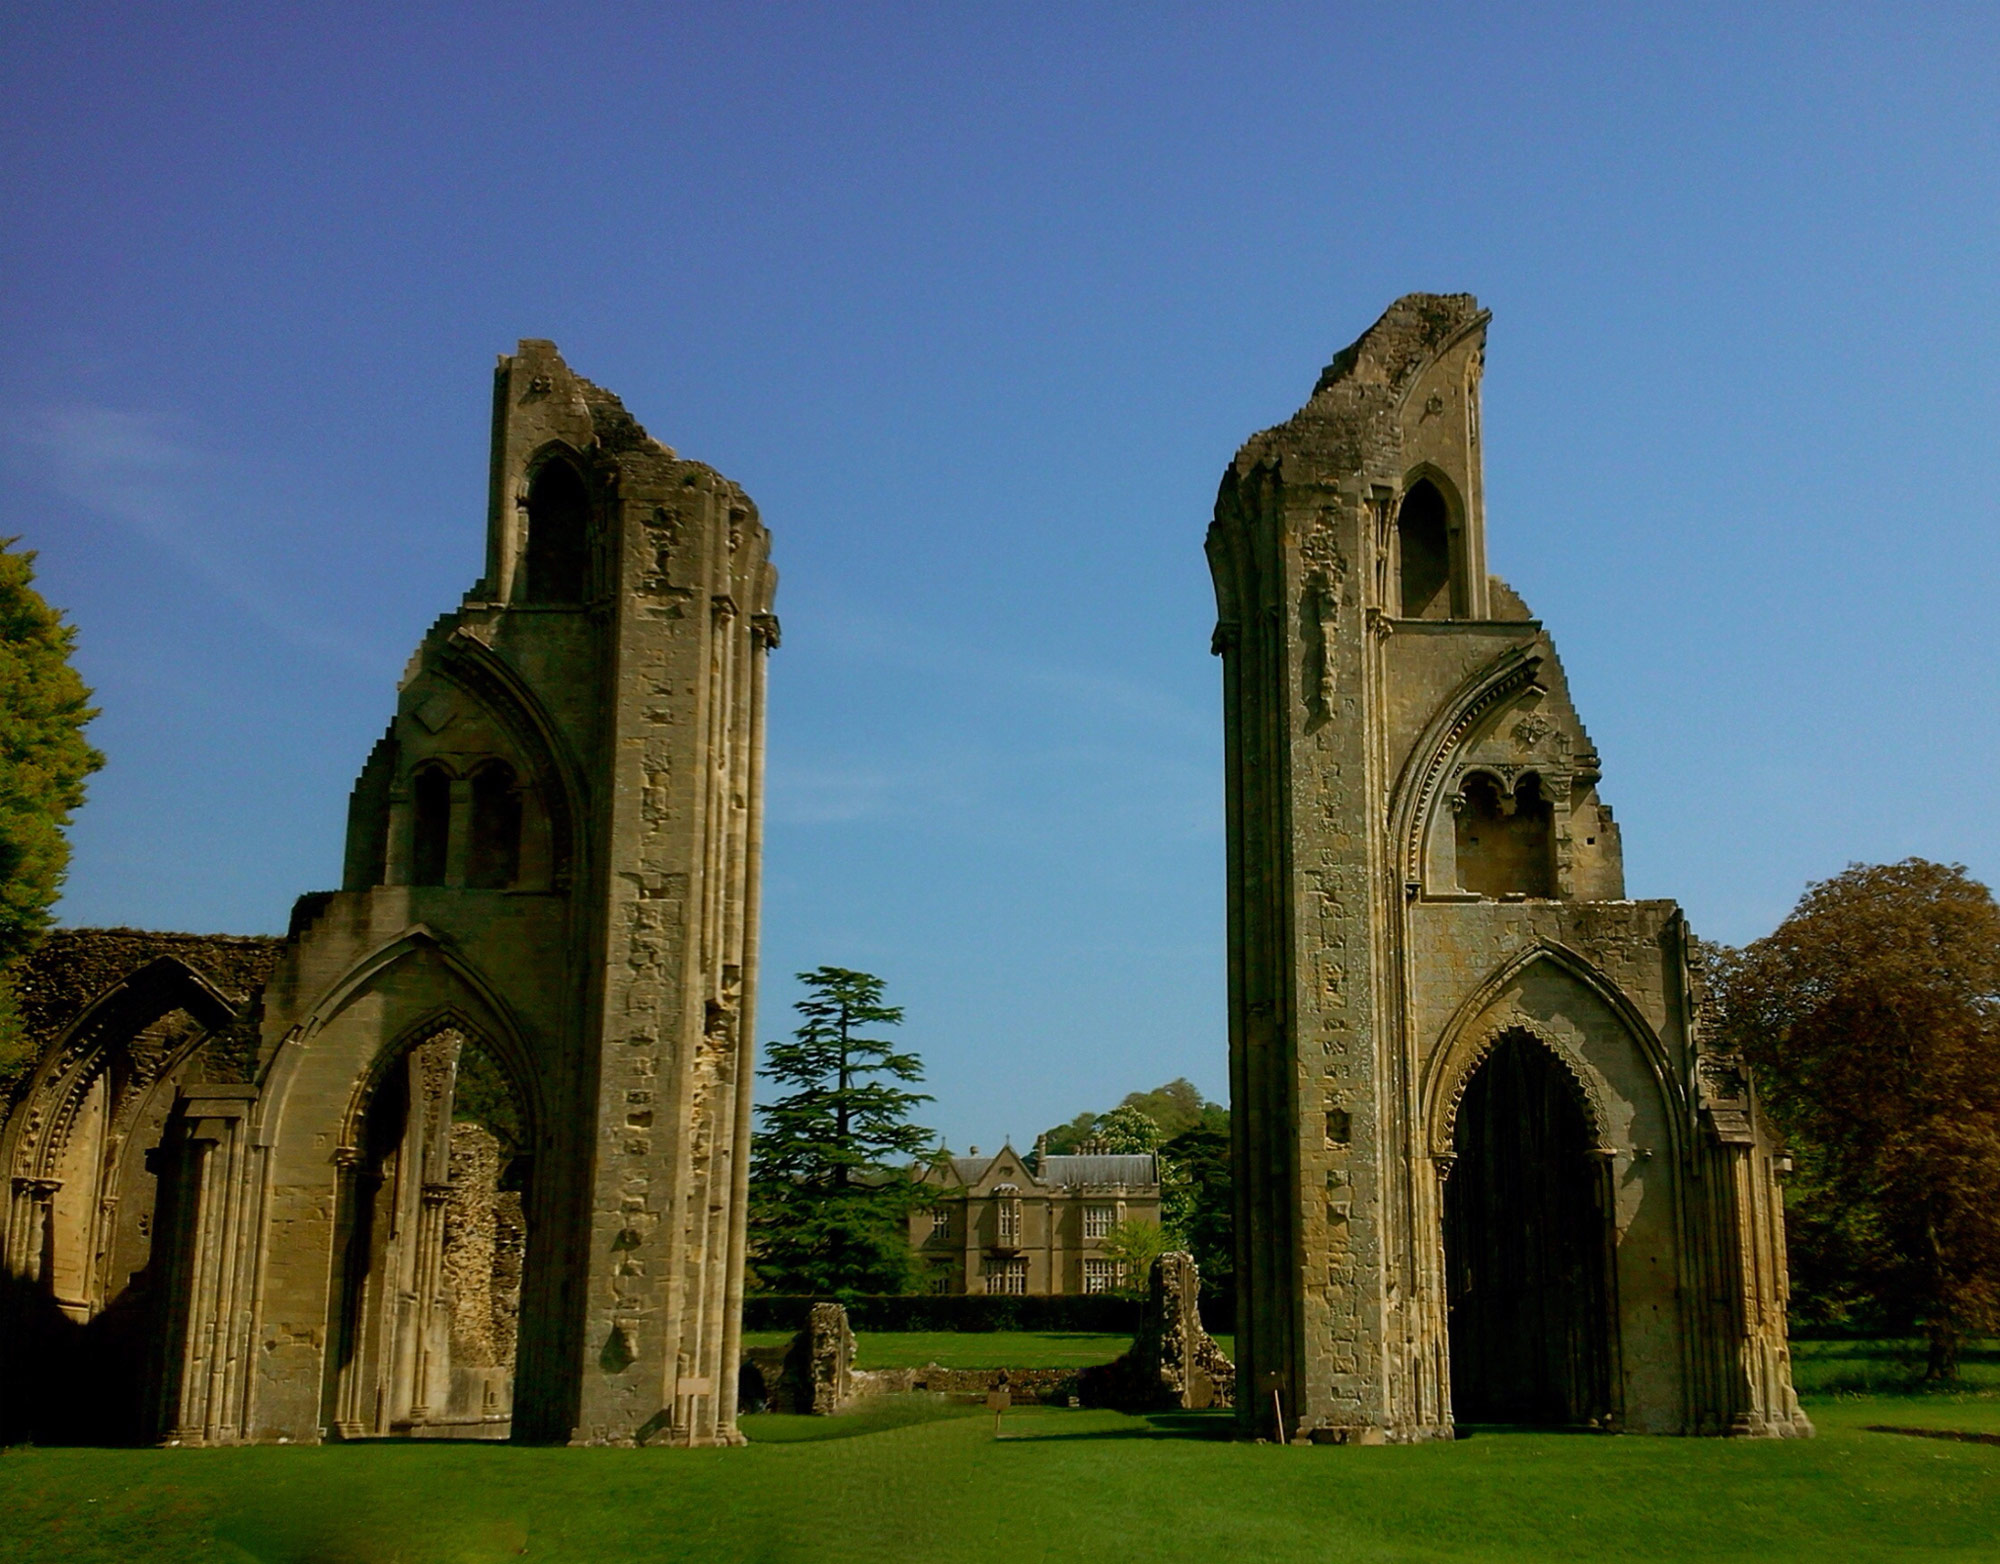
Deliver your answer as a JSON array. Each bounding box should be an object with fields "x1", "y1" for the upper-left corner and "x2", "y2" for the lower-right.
[
  {"x1": 3, "y1": 928, "x2": 282, "y2": 1103},
  {"x1": 2, "y1": 343, "x2": 776, "y2": 1450},
  {"x1": 1208, "y1": 294, "x2": 1808, "y2": 1441}
]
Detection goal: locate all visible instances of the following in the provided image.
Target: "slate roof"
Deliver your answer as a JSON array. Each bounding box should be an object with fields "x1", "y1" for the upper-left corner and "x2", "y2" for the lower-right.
[
  {"x1": 937, "y1": 1147, "x2": 1159, "y2": 1189},
  {"x1": 1037, "y1": 1153, "x2": 1157, "y2": 1188}
]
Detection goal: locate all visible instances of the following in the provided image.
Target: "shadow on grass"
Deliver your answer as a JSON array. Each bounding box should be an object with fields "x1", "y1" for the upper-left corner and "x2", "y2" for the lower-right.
[
  {"x1": 741, "y1": 1395, "x2": 986, "y2": 1443},
  {"x1": 1002, "y1": 1410, "x2": 1236, "y2": 1443}
]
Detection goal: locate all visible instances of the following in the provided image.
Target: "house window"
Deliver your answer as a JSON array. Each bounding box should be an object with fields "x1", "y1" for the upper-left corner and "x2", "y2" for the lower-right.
[
  {"x1": 984, "y1": 1258, "x2": 1027, "y2": 1296},
  {"x1": 997, "y1": 1201, "x2": 1020, "y2": 1243},
  {"x1": 930, "y1": 1207, "x2": 952, "y2": 1239},
  {"x1": 1084, "y1": 1204, "x2": 1114, "y2": 1240},
  {"x1": 1083, "y1": 1259, "x2": 1114, "y2": 1295},
  {"x1": 929, "y1": 1271, "x2": 955, "y2": 1295}
]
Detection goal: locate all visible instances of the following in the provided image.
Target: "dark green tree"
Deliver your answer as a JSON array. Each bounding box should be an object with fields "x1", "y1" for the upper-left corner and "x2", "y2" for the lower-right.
[
  {"x1": 1711, "y1": 860, "x2": 2000, "y2": 1379},
  {"x1": 0, "y1": 541, "x2": 103, "y2": 1091},
  {"x1": 748, "y1": 967, "x2": 934, "y2": 1295},
  {"x1": 1161, "y1": 1119, "x2": 1233, "y2": 1294}
]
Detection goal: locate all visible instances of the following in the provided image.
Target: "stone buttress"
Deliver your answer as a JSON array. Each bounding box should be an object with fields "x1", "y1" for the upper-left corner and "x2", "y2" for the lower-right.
[{"x1": 1207, "y1": 296, "x2": 1809, "y2": 1441}]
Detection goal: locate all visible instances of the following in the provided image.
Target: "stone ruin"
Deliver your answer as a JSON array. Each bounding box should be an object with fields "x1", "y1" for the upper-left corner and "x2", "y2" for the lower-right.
[
  {"x1": 0, "y1": 295, "x2": 1814, "y2": 1451},
  {"x1": 1081, "y1": 1253, "x2": 1235, "y2": 1412},
  {"x1": 1, "y1": 342, "x2": 776, "y2": 1447},
  {"x1": 1210, "y1": 293, "x2": 1810, "y2": 1440}
]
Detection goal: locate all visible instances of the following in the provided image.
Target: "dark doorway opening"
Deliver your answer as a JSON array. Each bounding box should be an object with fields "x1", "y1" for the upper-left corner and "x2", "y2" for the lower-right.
[{"x1": 1443, "y1": 1032, "x2": 1613, "y2": 1426}]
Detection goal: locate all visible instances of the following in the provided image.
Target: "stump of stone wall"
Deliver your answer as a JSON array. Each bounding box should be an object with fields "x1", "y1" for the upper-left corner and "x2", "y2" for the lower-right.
[
  {"x1": 802, "y1": 1302, "x2": 855, "y2": 1415},
  {"x1": 1080, "y1": 1252, "x2": 1235, "y2": 1411}
]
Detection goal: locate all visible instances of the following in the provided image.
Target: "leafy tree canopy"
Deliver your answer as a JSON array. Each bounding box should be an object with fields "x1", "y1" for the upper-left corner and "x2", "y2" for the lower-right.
[
  {"x1": 0, "y1": 542, "x2": 103, "y2": 1090},
  {"x1": 1710, "y1": 859, "x2": 2000, "y2": 1379},
  {"x1": 1099, "y1": 1216, "x2": 1172, "y2": 1300},
  {"x1": 1039, "y1": 1077, "x2": 1225, "y2": 1154},
  {"x1": 749, "y1": 967, "x2": 935, "y2": 1296}
]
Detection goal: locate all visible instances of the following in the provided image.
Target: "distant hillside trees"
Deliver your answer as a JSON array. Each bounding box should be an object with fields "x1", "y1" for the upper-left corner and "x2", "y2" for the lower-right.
[
  {"x1": 748, "y1": 967, "x2": 934, "y2": 1296},
  {"x1": 0, "y1": 541, "x2": 103, "y2": 1092},
  {"x1": 1712, "y1": 859, "x2": 2000, "y2": 1380}
]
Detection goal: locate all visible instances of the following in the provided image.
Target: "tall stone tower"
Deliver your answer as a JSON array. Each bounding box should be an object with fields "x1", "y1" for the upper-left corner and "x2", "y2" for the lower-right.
[
  {"x1": 29, "y1": 342, "x2": 780, "y2": 1446},
  {"x1": 1207, "y1": 296, "x2": 1808, "y2": 1440}
]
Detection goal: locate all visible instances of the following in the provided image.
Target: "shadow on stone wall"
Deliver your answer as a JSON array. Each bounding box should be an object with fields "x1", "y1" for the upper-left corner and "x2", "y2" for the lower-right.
[{"x1": 0, "y1": 1271, "x2": 161, "y2": 1445}]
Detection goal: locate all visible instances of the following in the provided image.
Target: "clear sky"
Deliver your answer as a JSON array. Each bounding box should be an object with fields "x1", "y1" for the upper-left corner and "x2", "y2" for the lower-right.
[{"x1": 4, "y1": 4, "x2": 1995, "y2": 1154}]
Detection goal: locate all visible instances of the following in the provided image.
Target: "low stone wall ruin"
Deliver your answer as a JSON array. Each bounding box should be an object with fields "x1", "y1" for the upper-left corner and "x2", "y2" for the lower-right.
[{"x1": 739, "y1": 1255, "x2": 1234, "y2": 1419}]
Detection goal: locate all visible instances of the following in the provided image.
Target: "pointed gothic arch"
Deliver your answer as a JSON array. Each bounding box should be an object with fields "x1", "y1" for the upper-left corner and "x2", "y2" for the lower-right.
[
  {"x1": 432, "y1": 629, "x2": 587, "y2": 892},
  {"x1": 1421, "y1": 939, "x2": 1684, "y2": 1164},
  {"x1": 323, "y1": 1014, "x2": 535, "y2": 1439},
  {"x1": 1388, "y1": 644, "x2": 1545, "y2": 891}
]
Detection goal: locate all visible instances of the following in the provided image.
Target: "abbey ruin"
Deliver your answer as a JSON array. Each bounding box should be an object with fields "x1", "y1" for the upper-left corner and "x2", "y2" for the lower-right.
[
  {"x1": 1, "y1": 342, "x2": 777, "y2": 1446},
  {"x1": 1209, "y1": 294, "x2": 1808, "y2": 1440},
  {"x1": 1, "y1": 297, "x2": 1808, "y2": 1446}
]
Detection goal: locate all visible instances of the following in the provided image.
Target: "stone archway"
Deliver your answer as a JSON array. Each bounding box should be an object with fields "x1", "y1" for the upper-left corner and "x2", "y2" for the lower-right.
[
  {"x1": 1442, "y1": 1029, "x2": 1615, "y2": 1427},
  {"x1": 325, "y1": 1026, "x2": 531, "y2": 1440}
]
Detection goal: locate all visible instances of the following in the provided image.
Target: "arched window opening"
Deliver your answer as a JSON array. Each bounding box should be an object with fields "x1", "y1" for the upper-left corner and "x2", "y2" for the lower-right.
[
  {"x1": 1398, "y1": 479, "x2": 1454, "y2": 619},
  {"x1": 1443, "y1": 1032, "x2": 1612, "y2": 1427},
  {"x1": 466, "y1": 762, "x2": 522, "y2": 890},
  {"x1": 522, "y1": 459, "x2": 588, "y2": 604},
  {"x1": 411, "y1": 766, "x2": 452, "y2": 887},
  {"x1": 1455, "y1": 773, "x2": 1554, "y2": 898},
  {"x1": 329, "y1": 1029, "x2": 532, "y2": 1440}
]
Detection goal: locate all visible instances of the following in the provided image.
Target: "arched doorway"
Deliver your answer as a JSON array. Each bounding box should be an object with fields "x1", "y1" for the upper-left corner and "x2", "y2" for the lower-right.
[
  {"x1": 326, "y1": 1027, "x2": 531, "y2": 1439},
  {"x1": 1443, "y1": 1031, "x2": 1613, "y2": 1426}
]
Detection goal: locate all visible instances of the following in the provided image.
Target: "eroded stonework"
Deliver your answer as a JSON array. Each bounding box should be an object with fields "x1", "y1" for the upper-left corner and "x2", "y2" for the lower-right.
[
  {"x1": 1207, "y1": 296, "x2": 1808, "y2": 1441},
  {"x1": 1, "y1": 343, "x2": 776, "y2": 1447}
]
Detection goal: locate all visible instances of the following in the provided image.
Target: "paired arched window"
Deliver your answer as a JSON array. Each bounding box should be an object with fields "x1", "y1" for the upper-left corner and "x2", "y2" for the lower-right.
[
  {"x1": 1455, "y1": 772, "x2": 1554, "y2": 898},
  {"x1": 522, "y1": 458, "x2": 588, "y2": 604},
  {"x1": 408, "y1": 760, "x2": 523, "y2": 889},
  {"x1": 1398, "y1": 478, "x2": 1455, "y2": 619}
]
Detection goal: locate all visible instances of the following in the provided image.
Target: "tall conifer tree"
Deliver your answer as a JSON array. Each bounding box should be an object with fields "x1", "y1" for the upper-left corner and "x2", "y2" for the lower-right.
[{"x1": 749, "y1": 967, "x2": 933, "y2": 1295}]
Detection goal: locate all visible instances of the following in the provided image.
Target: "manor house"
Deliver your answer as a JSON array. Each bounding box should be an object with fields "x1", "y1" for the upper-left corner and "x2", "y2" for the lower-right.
[{"x1": 911, "y1": 1140, "x2": 1161, "y2": 1296}]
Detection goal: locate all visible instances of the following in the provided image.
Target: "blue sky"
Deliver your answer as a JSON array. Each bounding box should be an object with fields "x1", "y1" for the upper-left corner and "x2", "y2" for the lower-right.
[{"x1": 4, "y1": 3, "x2": 1995, "y2": 1152}]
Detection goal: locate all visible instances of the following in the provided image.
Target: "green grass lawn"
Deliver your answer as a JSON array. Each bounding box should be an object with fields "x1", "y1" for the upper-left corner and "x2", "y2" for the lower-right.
[{"x1": 3, "y1": 1348, "x2": 1996, "y2": 1563}]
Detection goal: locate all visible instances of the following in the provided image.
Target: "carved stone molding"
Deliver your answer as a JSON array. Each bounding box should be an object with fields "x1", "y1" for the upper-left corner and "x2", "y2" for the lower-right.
[{"x1": 1431, "y1": 1009, "x2": 1615, "y2": 1160}]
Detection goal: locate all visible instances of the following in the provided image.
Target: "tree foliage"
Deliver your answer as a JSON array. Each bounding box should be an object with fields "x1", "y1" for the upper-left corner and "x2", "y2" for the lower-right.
[
  {"x1": 748, "y1": 967, "x2": 934, "y2": 1296},
  {"x1": 1160, "y1": 1120, "x2": 1233, "y2": 1294},
  {"x1": 1099, "y1": 1216, "x2": 1170, "y2": 1300},
  {"x1": 1711, "y1": 859, "x2": 2000, "y2": 1379},
  {"x1": 0, "y1": 542, "x2": 103, "y2": 1089},
  {"x1": 1040, "y1": 1077, "x2": 1223, "y2": 1154}
]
